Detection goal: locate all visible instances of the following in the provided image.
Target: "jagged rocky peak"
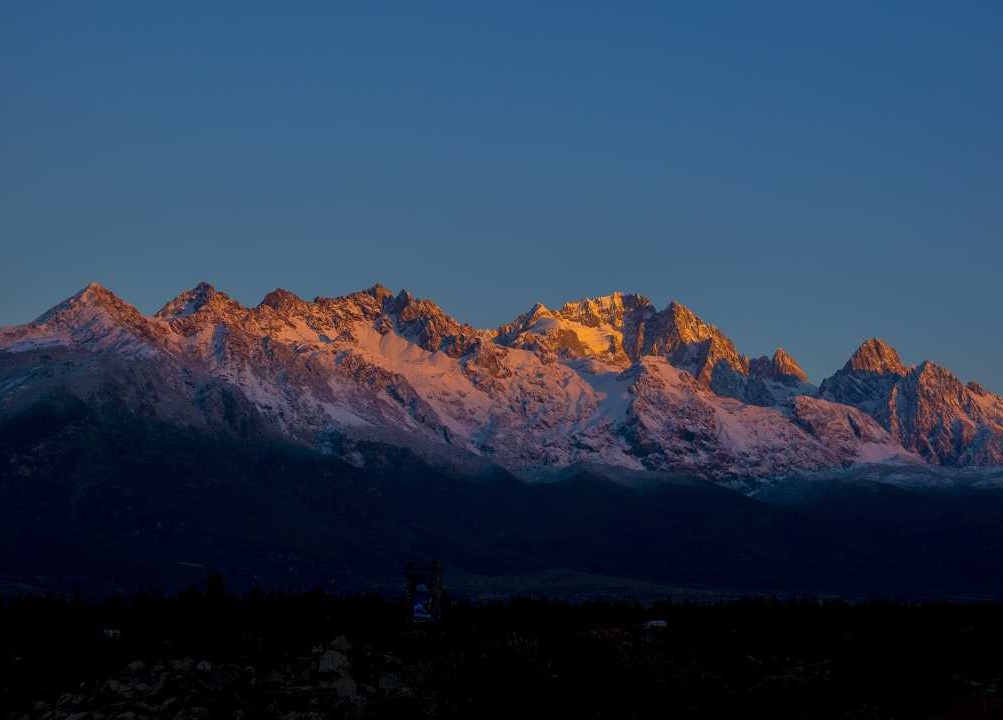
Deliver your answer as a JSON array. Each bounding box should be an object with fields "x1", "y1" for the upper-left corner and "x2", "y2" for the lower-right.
[
  {"x1": 78, "y1": 280, "x2": 113, "y2": 300},
  {"x1": 495, "y1": 293, "x2": 751, "y2": 376},
  {"x1": 913, "y1": 359, "x2": 953, "y2": 382},
  {"x1": 154, "y1": 281, "x2": 215, "y2": 318},
  {"x1": 903, "y1": 360, "x2": 982, "y2": 408},
  {"x1": 258, "y1": 287, "x2": 309, "y2": 313},
  {"x1": 847, "y1": 338, "x2": 909, "y2": 375},
  {"x1": 646, "y1": 300, "x2": 749, "y2": 382},
  {"x1": 750, "y1": 347, "x2": 808, "y2": 383},
  {"x1": 381, "y1": 288, "x2": 460, "y2": 326},
  {"x1": 662, "y1": 301, "x2": 743, "y2": 358},
  {"x1": 819, "y1": 341, "x2": 1003, "y2": 466},
  {"x1": 526, "y1": 302, "x2": 552, "y2": 321},
  {"x1": 885, "y1": 360, "x2": 1003, "y2": 465},
  {"x1": 34, "y1": 281, "x2": 138, "y2": 325},
  {"x1": 17, "y1": 282, "x2": 162, "y2": 356},
  {"x1": 495, "y1": 295, "x2": 631, "y2": 362},
  {"x1": 312, "y1": 284, "x2": 390, "y2": 321},
  {"x1": 383, "y1": 288, "x2": 424, "y2": 314},
  {"x1": 665, "y1": 301, "x2": 707, "y2": 343},
  {"x1": 555, "y1": 292, "x2": 654, "y2": 328},
  {"x1": 771, "y1": 348, "x2": 807, "y2": 381},
  {"x1": 365, "y1": 283, "x2": 396, "y2": 304},
  {"x1": 375, "y1": 287, "x2": 477, "y2": 355},
  {"x1": 155, "y1": 281, "x2": 245, "y2": 320},
  {"x1": 52, "y1": 281, "x2": 115, "y2": 310},
  {"x1": 501, "y1": 302, "x2": 556, "y2": 332},
  {"x1": 819, "y1": 339, "x2": 906, "y2": 411}
]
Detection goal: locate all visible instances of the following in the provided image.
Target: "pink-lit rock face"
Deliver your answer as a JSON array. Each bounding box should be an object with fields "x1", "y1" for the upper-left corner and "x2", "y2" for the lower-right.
[
  {"x1": 2, "y1": 282, "x2": 1000, "y2": 479},
  {"x1": 822, "y1": 340, "x2": 1003, "y2": 466},
  {"x1": 847, "y1": 338, "x2": 909, "y2": 376}
]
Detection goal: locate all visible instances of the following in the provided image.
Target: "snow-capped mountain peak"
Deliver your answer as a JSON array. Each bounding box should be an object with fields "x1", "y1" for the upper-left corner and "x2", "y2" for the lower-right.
[
  {"x1": 35, "y1": 281, "x2": 120, "y2": 322},
  {"x1": 155, "y1": 282, "x2": 245, "y2": 320}
]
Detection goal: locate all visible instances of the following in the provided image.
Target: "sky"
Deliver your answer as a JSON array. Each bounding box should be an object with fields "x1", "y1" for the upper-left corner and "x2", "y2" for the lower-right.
[{"x1": 1, "y1": 2, "x2": 1001, "y2": 389}]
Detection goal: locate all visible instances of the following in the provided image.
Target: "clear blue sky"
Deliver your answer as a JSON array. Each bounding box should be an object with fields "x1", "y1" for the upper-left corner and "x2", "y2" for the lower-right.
[{"x1": 2, "y1": 2, "x2": 1001, "y2": 389}]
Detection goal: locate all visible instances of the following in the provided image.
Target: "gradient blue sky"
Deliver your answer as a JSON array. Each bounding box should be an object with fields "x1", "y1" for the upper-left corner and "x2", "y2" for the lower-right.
[{"x1": 2, "y1": 2, "x2": 1001, "y2": 388}]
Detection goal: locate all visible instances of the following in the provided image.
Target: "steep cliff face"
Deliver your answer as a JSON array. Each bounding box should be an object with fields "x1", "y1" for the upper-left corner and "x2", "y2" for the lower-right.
[
  {"x1": 820, "y1": 340, "x2": 1003, "y2": 466},
  {"x1": 6, "y1": 281, "x2": 999, "y2": 479},
  {"x1": 887, "y1": 362, "x2": 1003, "y2": 465},
  {"x1": 642, "y1": 301, "x2": 750, "y2": 384},
  {"x1": 750, "y1": 348, "x2": 809, "y2": 385}
]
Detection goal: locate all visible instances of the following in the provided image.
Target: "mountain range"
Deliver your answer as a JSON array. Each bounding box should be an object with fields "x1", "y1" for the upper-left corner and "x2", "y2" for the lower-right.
[
  {"x1": 4, "y1": 282, "x2": 1003, "y2": 597},
  {"x1": 3, "y1": 282, "x2": 1001, "y2": 481}
]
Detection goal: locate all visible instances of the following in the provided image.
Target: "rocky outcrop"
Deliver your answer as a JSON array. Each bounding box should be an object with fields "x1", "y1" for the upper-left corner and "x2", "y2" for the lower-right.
[
  {"x1": 847, "y1": 338, "x2": 909, "y2": 375},
  {"x1": 819, "y1": 338, "x2": 910, "y2": 413},
  {"x1": 643, "y1": 301, "x2": 749, "y2": 384},
  {"x1": 821, "y1": 340, "x2": 1003, "y2": 466},
  {"x1": 750, "y1": 348, "x2": 808, "y2": 384},
  {"x1": 887, "y1": 361, "x2": 1003, "y2": 465},
  {"x1": 381, "y1": 289, "x2": 480, "y2": 357}
]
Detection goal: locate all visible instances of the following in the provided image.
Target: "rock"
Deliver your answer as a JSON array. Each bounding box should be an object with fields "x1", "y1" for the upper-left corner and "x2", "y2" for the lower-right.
[
  {"x1": 847, "y1": 338, "x2": 908, "y2": 376},
  {"x1": 318, "y1": 649, "x2": 351, "y2": 674},
  {"x1": 749, "y1": 348, "x2": 809, "y2": 384}
]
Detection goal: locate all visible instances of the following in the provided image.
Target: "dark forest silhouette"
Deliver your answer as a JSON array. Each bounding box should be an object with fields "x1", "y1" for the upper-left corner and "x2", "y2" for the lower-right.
[{"x1": 5, "y1": 574, "x2": 1003, "y2": 718}]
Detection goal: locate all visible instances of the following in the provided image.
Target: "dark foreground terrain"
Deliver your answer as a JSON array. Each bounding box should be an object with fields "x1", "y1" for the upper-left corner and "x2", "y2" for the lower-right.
[{"x1": 4, "y1": 584, "x2": 1003, "y2": 719}]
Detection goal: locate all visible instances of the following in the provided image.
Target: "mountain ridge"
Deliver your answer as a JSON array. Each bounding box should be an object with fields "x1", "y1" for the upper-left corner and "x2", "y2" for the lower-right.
[{"x1": 3, "y1": 281, "x2": 1001, "y2": 478}]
